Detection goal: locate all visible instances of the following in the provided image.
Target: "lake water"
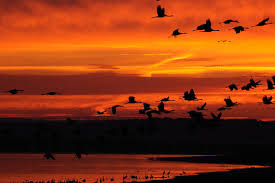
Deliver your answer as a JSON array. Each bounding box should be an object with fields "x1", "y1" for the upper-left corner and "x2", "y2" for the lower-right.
[{"x1": 0, "y1": 154, "x2": 266, "y2": 183}]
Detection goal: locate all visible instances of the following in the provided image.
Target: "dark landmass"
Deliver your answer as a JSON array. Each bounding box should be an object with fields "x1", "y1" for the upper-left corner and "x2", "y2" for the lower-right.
[
  {"x1": 1, "y1": 117, "x2": 275, "y2": 156},
  {"x1": 2, "y1": 117, "x2": 275, "y2": 182}
]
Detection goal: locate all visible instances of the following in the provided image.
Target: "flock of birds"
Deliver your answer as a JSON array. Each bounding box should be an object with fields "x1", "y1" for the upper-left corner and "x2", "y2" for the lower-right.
[
  {"x1": 4, "y1": 77, "x2": 275, "y2": 121},
  {"x1": 152, "y1": 2, "x2": 272, "y2": 38},
  {"x1": 20, "y1": 170, "x2": 186, "y2": 183},
  {"x1": 94, "y1": 76, "x2": 275, "y2": 121}
]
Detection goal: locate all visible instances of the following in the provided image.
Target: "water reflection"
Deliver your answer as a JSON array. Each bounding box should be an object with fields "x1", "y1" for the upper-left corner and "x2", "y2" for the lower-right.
[{"x1": 0, "y1": 154, "x2": 265, "y2": 183}]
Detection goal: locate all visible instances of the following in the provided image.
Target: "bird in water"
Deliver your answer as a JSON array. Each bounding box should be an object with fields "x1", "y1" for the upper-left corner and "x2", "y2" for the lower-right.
[
  {"x1": 228, "y1": 84, "x2": 238, "y2": 91},
  {"x1": 44, "y1": 152, "x2": 56, "y2": 160},
  {"x1": 262, "y1": 96, "x2": 273, "y2": 104},
  {"x1": 6, "y1": 89, "x2": 24, "y2": 95},
  {"x1": 153, "y1": 5, "x2": 173, "y2": 18},
  {"x1": 197, "y1": 102, "x2": 207, "y2": 111},
  {"x1": 256, "y1": 18, "x2": 272, "y2": 27},
  {"x1": 170, "y1": 29, "x2": 187, "y2": 37}
]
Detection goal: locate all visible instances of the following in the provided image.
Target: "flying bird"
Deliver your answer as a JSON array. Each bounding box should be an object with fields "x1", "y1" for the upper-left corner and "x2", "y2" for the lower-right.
[
  {"x1": 228, "y1": 84, "x2": 238, "y2": 91},
  {"x1": 233, "y1": 26, "x2": 247, "y2": 34},
  {"x1": 241, "y1": 83, "x2": 252, "y2": 91},
  {"x1": 194, "y1": 19, "x2": 219, "y2": 32},
  {"x1": 197, "y1": 102, "x2": 207, "y2": 111},
  {"x1": 6, "y1": 89, "x2": 24, "y2": 95},
  {"x1": 222, "y1": 19, "x2": 239, "y2": 24},
  {"x1": 224, "y1": 97, "x2": 238, "y2": 107},
  {"x1": 262, "y1": 96, "x2": 273, "y2": 104},
  {"x1": 267, "y1": 80, "x2": 275, "y2": 90},
  {"x1": 153, "y1": 5, "x2": 173, "y2": 18},
  {"x1": 182, "y1": 89, "x2": 198, "y2": 101},
  {"x1": 161, "y1": 96, "x2": 175, "y2": 102},
  {"x1": 171, "y1": 29, "x2": 187, "y2": 37},
  {"x1": 42, "y1": 92, "x2": 61, "y2": 95},
  {"x1": 127, "y1": 96, "x2": 141, "y2": 104},
  {"x1": 97, "y1": 111, "x2": 106, "y2": 115},
  {"x1": 110, "y1": 105, "x2": 123, "y2": 114},
  {"x1": 249, "y1": 79, "x2": 261, "y2": 88},
  {"x1": 211, "y1": 112, "x2": 222, "y2": 120},
  {"x1": 256, "y1": 18, "x2": 272, "y2": 26},
  {"x1": 139, "y1": 103, "x2": 151, "y2": 114}
]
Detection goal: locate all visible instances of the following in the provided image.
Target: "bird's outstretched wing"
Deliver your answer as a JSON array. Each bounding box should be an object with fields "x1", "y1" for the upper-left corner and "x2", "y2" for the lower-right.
[
  {"x1": 201, "y1": 102, "x2": 207, "y2": 109},
  {"x1": 217, "y1": 112, "x2": 222, "y2": 119},
  {"x1": 211, "y1": 113, "x2": 217, "y2": 119}
]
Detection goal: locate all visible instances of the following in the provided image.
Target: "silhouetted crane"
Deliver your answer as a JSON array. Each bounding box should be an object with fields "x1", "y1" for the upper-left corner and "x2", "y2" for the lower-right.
[
  {"x1": 182, "y1": 89, "x2": 198, "y2": 101},
  {"x1": 161, "y1": 96, "x2": 175, "y2": 101},
  {"x1": 250, "y1": 79, "x2": 261, "y2": 88},
  {"x1": 158, "y1": 101, "x2": 165, "y2": 112},
  {"x1": 97, "y1": 111, "x2": 106, "y2": 115},
  {"x1": 42, "y1": 92, "x2": 61, "y2": 95},
  {"x1": 127, "y1": 96, "x2": 141, "y2": 104},
  {"x1": 272, "y1": 76, "x2": 275, "y2": 85},
  {"x1": 197, "y1": 102, "x2": 207, "y2": 111},
  {"x1": 233, "y1": 26, "x2": 246, "y2": 34},
  {"x1": 256, "y1": 18, "x2": 272, "y2": 26},
  {"x1": 222, "y1": 19, "x2": 239, "y2": 24},
  {"x1": 263, "y1": 96, "x2": 273, "y2": 104},
  {"x1": 171, "y1": 29, "x2": 187, "y2": 37},
  {"x1": 241, "y1": 83, "x2": 252, "y2": 91},
  {"x1": 211, "y1": 112, "x2": 222, "y2": 120},
  {"x1": 267, "y1": 80, "x2": 275, "y2": 90},
  {"x1": 224, "y1": 97, "x2": 238, "y2": 107},
  {"x1": 139, "y1": 103, "x2": 151, "y2": 114},
  {"x1": 153, "y1": 5, "x2": 173, "y2": 18},
  {"x1": 110, "y1": 105, "x2": 123, "y2": 114},
  {"x1": 146, "y1": 110, "x2": 160, "y2": 119},
  {"x1": 194, "y1": 19, "x2": 219, "y2": 32},
  {"x1": 7, "y1": 89, "x2": 24, "y2": 95},
  {"x1": 228, "y1": 84, "x2": 238, "y2": 91}
]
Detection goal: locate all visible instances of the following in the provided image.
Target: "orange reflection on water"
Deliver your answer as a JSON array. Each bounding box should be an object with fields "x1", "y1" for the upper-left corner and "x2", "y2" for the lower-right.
[{"x1": 0, "y1": 154, "x2": 267, "y2": 183}]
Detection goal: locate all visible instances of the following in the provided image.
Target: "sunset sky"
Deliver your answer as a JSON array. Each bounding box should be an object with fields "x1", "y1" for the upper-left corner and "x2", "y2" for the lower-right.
[
  {"x1": 1, "y1": 0, "x2": 275, "y2": 86},
  {"x1": 0, "y1": 0, "x2": 275, "y2": 118}
]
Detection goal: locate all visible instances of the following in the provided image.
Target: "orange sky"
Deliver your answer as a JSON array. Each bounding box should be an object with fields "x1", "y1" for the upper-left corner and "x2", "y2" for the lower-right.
[{"x1": 1, "y1": 0, "x2": 275, "y2": 92}]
